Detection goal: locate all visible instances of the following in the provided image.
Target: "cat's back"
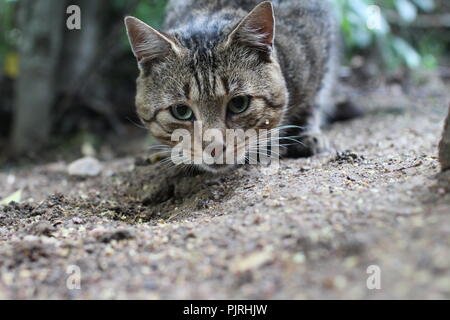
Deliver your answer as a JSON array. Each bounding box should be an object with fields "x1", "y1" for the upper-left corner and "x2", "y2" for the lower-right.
[
  {"x1": 164, "y1": 0, "x2": 265, "y2": 29},
  {"x1": 163, "y1": 0, "x2": 333, "y2": 31}
]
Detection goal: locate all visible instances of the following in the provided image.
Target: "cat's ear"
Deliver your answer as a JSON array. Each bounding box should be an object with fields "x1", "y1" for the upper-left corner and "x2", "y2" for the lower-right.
[
  {"x1": 124, "y1": 16, "x2": 181, "y2": 66},
  {"x1": 225, "y1": 1, "x2": 275, "y2": 55}
]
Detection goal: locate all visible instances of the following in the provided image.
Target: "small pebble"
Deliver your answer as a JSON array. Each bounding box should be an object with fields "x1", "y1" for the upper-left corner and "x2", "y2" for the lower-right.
[{"x1": 68, "y1": 157, "x2": 103, "y2": 177}]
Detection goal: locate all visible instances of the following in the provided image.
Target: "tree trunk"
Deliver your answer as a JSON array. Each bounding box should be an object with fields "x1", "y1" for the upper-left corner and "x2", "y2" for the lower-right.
[
  {"x1": 9, "y1": 0, "x2": 139, "y2": 155},
  {"x1": 11, "y1": 0, "x2": 65, "y2": 155},
  {"x1": 58, "y1": 0, "x2": 107, "y2": 93}
]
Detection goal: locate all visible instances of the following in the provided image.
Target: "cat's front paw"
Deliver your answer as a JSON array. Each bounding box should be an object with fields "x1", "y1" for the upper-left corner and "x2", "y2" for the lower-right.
[
  {"x1": 284, "y1": 131, "x2": 330, "y2": 158},
  {"x1": 302, "y1": 132, "x2": 330, "y2": 155}
]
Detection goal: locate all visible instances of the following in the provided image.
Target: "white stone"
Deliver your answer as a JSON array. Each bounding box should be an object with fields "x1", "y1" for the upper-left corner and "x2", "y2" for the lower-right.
[{"x1": 68, "y1": 156, "x2": 103, "y2": 177}]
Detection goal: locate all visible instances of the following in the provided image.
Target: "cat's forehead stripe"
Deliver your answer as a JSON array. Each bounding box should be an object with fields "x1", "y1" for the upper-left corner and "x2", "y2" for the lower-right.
[
  {"x1": 183, "y1": 83, "x2": 190, "y2": 100},
  {"x1": 221, "y1": 77, "x2": 229, "y2": 95},
  {"x1": 189, "y1": 71, "x2": 227, "y2": 102}
]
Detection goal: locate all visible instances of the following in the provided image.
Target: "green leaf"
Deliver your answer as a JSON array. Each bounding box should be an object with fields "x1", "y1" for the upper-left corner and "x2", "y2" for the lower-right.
[
  {"x1": 367, "y1": 6, "x2": 390, "y2": 35},
  {"x1": 0, "y1": 189, "x2": 22, "y2": 206},
  {"x1": 392, "y1": 37, "x2": 421, "y2": 68},
  {"x1": 412, "y1": 0, "x2": 435, "y2": 12},
  {"x1": 395, "y1": 0, "x2": 418, "y2": 23},
  {"x1": 421, "y1": 54, "x2": 437, "y2": 69},
  {"x1": 348, "y1": 0, "x2": 371, "y2": 22}
]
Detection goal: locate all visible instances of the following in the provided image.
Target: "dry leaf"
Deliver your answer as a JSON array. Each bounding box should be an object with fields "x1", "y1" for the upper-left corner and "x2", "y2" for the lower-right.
[{"x1": 0, "y1": 189, "x2": 22, "y2": 206}]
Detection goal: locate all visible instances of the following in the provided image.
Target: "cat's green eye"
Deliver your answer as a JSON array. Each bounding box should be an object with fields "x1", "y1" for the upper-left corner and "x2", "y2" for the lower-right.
[
  {"x1": 170, "y1": 104, "x2": 194, "y2": 121},
  {"x1": 228, "y1": 96, "x2": 251, "y2": 115}
]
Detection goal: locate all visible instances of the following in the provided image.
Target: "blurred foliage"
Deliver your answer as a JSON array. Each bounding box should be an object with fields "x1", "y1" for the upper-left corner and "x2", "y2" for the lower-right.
[
  {"x1": 0, "y1": 0, "x2": 169, "y2": 77},
  {"x1": 334, "y1": 0, "x2": 442, "y2": 70},
  {"x1": 0, "y1": 0, "x2": 447, "y2": 76},
  {"x1": 117, "y1": 0, "x2": 168, "y2": 49},
  {"x1": 131, "y1": 0, "x2": 168, "y2": 29},
  {"x1": 0, "y1": 0, "x2": 19, "y2": 77}
]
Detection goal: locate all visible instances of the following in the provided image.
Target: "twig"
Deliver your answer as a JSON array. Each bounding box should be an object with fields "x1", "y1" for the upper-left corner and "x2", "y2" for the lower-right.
[{"x1": 386, "y1": 12, "x2": 450, "y2": 28}]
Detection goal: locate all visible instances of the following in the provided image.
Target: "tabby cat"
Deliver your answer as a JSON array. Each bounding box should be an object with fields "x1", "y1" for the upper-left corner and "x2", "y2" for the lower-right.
[{"x1": 125, "y1": 0, "x2": 343, "y2": 173}]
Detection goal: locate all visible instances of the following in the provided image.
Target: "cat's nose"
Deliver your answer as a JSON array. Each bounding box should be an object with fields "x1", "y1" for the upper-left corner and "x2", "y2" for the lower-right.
[{"x1": 211, "y1": 144, "x2": 226, "y2": 158}]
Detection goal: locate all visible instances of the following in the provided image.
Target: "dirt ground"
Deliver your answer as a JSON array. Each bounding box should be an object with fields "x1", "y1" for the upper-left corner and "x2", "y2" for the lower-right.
[{"x1": 1, "y1": 77, "x2": 450, "y2": 299}]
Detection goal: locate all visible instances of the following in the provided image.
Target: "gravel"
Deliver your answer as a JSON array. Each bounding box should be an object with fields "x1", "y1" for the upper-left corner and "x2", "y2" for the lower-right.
[{"x1": 1, "y1": 82, "x2": 450, "y2": 299}]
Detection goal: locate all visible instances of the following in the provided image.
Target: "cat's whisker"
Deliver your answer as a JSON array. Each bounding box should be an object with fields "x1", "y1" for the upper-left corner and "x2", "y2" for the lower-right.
[
  {"x1": 247, "y1": 149, "x2": 282, "y2": 159},
  {"x1": 147, "y1": 144, "x2": 172, "y2": 151},
  {"x1": 270, "y1": 125, "x2": 305, "y2": 132},
  {"x1": 150, "y1": 150, "x2": 173, "y2": 156},
  {"x1": 256, "y1": 135, "x2": 304, "y2": 141},
  {"x1": 126, "y1": 117, "x2": 148, "y2": 130}
]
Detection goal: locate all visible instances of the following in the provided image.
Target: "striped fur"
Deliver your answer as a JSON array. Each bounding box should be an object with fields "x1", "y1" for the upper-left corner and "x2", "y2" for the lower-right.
[{"x1": 125, "y1": 0, "x2": 338, "y2": 167}]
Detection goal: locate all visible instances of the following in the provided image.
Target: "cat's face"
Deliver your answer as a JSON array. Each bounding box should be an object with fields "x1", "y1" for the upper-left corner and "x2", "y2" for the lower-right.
[{"x1": 125, "y1": 2, "x2": 287, "y2": 173}]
